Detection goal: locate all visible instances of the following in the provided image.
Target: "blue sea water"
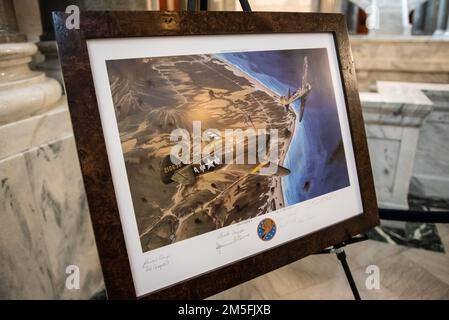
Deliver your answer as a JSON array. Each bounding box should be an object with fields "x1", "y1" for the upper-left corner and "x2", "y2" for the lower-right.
[{"x1": 217, "y1": 49, "x2": 350, "y2": 206}]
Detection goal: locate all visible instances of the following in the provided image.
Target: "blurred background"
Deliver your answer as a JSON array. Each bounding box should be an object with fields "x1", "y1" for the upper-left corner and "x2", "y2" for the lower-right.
[{"x1": 1, "y1": 0, "x2": 448, "y2": 299}]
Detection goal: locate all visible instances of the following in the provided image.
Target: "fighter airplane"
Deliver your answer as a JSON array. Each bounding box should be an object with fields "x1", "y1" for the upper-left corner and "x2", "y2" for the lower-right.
[
  {"x1": 160, "y1": 131, "x2": 290, "y2": 186},
  {"x1": 278, "y1": 56, "x2": 312, "y2": 122}
]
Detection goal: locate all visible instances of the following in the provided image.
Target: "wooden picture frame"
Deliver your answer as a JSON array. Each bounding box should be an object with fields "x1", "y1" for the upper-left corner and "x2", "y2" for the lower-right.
[{"x1": 53, "y1": 11, "x2": 379, "y2": 300}]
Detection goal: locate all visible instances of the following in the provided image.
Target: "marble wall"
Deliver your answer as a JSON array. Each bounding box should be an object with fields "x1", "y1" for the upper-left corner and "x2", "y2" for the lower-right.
[
  {"x1": 0, "y1": 104, "x2": 104, "y2": 299},
  {"x1": 351, "y1": 37, "x2": 449, "y2": 91},
  {"x1": 361, "y1": 86, "x2": 432, "y2": 209}
]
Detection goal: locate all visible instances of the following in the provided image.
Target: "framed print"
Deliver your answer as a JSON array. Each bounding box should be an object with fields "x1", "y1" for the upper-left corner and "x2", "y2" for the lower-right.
[{"x1": 53, "y1": 11, "x2": 379, "y2": 299}]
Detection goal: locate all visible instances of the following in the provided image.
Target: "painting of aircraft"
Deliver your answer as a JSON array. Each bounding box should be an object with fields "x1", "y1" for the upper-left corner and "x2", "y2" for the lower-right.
[{"x1": 279, "y1": 56, "x2": 312, "y2": 122}]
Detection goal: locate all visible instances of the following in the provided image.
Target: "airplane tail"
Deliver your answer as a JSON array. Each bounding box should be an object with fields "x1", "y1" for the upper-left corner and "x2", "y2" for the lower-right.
[
  {"x1": 299, "y1": 97, "x2": 306, "y2": 123},
  {"x1": 160, "y1": 154, "x2": 196, "y2": 185},
  {"x1": 160, "y1": 154, "x2": 183, "y2": 184},
  {"x1": 171, "y1": 165, "x2": 195, "y2": 185}
]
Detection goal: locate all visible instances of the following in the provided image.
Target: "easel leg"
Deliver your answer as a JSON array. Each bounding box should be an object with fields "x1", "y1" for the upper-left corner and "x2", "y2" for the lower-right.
[
  {"x1": 239, "y1": 0, "x2": 252, "y2": 12},
  {"x1": 316, "y1": 235, "x2": 367, "y2": 299},
  {"x1": 334, "y1": 248, "x2": 361, "y2": 300}
]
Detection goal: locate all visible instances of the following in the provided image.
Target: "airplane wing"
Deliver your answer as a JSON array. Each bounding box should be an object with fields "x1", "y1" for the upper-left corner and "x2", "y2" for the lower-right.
[
  {"x1": 286, "y1": 92, "x2": 301, "y2": 105},
  {"x1": 171, "y1": 165, "x2": 196, "y2": 185},
  {"x1": 298, "y1": 96, "x2": 307, "y2": 123},
  {"x1": 214, "y1": 162, "x2": 291, "y2": 200}
]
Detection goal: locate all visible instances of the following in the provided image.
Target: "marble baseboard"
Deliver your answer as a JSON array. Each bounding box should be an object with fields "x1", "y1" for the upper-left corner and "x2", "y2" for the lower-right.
[
  {"x1": 367, "y1": 194, "x2": 448, "y2": 253},
  {"x1": 0, "y1": 99, "x2": 71, "y2": 160},
  {"x1": 368, "y1": 223, "x2": 444, "y2": 253}
]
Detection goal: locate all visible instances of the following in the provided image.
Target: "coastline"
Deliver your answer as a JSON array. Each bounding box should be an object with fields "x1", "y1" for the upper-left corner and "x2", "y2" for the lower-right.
[
  {"x1": 277, "y1": 106, "x2": 297, "y2": 209},
  {"x1": 217, "y1": 57, "x2": 297, "y2": 211}
]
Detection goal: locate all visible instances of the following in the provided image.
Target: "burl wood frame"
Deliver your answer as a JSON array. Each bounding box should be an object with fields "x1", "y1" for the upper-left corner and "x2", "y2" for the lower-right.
[{"x1": 53, "y1": 11, "x2": 379, "y2": 300}]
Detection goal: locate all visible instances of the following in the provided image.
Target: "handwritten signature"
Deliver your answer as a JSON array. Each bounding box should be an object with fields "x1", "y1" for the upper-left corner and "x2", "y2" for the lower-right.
[
  {"x1": 142, "y1": 254, "x2": 171, "y2": 272},
  {"x1": 216, "y1": 229, "x2": 250, "y2": 254},
  {"x1": 277, "y1": 194, "x2": 334, "y2": 227}
]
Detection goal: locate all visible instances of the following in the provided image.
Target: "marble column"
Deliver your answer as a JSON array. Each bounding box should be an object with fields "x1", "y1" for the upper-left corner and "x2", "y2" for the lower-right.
[
  {"x1": 320, "y1": 0, "x2": 342, "y2": 13},
  {"x1": 342, "y1": 0, "x2": 359, "y2": 34},
  {"x1": 13, "y1": 0, "x2": 42, "y2": 43},
  {"x1": 445, "y1": 3, "x2": 449, "y2": 35},
  {"x1": 0, "y1": 0, "x2": 26, "y2": 42},
  {"x1": 0, "y1": 43, "x2": 62, "y2": 124},
  {"x1": 401, "y1": 0, "x2": 412, "y2": 35},
  {"x1": 36, "y1": 0, "x2": 82, "y2": 85},
  {"x1": 352, "y1": 0, "x2": 416, "y2": 35},
  {"x1": 434, "y1": 0, "x2": 448, "y2": 35},
  {"x1": 0, "y1": 0, "x2": 62, "y2": 124},
  {"x1": 424, "y1": 0, "x2": 439, "y2": 34},
  {"x1": 413, "y1": 2, "x2": 427, "y2": 35}
]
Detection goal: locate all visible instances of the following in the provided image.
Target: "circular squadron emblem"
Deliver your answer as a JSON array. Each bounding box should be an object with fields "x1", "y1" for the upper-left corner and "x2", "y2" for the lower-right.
[{"x1": 257, "y1": 218, "x2": 277, "y2": 241}]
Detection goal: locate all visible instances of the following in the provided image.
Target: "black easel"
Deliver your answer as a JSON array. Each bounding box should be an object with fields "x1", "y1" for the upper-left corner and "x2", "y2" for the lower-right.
[{"x1": 315, "y1": 234, "x2": 368, "y2": 300}]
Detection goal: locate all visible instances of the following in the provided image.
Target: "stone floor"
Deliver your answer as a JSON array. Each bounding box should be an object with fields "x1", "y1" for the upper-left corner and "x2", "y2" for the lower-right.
[{"x1": 209, "y1": 223, "x2": 449, "y2": 300}]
